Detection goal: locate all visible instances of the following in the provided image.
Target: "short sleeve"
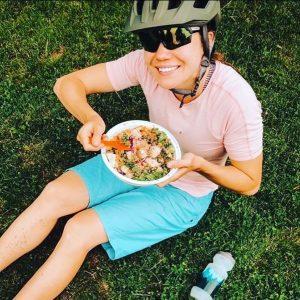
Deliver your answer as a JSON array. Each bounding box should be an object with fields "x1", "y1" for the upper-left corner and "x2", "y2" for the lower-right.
[
  {"x1": 105, "y1": 49, "x2": 144, "y2": 91},
  {"x1": 224, "y1": 92, "x2": 263, "y2": 161}
]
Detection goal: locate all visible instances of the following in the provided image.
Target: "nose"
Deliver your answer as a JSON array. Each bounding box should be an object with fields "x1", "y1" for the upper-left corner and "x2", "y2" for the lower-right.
[{"x1": 155, "y1": 43, "x2": 173, "y2": 60}]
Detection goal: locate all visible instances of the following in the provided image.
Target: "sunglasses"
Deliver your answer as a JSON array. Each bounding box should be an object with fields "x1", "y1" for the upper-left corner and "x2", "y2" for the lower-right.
[{"x1": 137, "y1": 26, "x2": 201, "y2": 52}]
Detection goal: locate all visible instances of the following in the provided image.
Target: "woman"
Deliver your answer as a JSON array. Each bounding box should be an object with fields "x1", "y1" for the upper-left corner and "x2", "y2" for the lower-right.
[{"x1": 0, "y1": 0, "x2": 263, "y2": 298}]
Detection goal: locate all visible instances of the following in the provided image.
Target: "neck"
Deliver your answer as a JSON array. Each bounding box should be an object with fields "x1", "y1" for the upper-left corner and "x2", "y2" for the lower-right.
[{"x1": 173, "y1": 64, "x2": 211, "y2": 104}]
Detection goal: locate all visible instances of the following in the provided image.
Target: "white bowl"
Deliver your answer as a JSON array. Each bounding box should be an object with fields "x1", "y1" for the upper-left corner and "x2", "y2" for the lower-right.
[{"x1": 101, "y1": 120, "x2": 182, "y2": 186}]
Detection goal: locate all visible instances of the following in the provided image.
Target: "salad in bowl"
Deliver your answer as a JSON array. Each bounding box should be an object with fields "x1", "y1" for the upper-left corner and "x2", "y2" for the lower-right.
[{"x1": 101, "y1": 120, "x2": 182, "y2": 186}]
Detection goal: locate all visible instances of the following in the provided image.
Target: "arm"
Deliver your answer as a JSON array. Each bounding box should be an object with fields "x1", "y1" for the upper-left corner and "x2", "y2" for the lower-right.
[
  {"x1": 197, "y1": 85, "x2": 263, "y2": 196},
  {"x1": 158, "y1": 77, "x2": 263, "y2": 194},
  {"x1": 157, "y1": 152, "x2": 263, "y2": 196},
  {"x1": 53, "y1": 63, "x2": 116, "y2": 151},
  {"x1": 193, "y1": 153, "x2": 263, "y2": 195},
  {"x1": 53, "y1": 63, "x2": 114, "y2": 124},
  {"x1": 54, "y1": 50, "x2": 143, "y2": 151},
  {"x1": 53, "y1": 49, "x2": 143, "y2": 124}
]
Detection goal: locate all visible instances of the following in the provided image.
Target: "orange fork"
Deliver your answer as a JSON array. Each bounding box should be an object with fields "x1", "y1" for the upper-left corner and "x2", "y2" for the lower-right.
[{"x1": 101, "y1": 139, "x2": 132, "y2": 151}]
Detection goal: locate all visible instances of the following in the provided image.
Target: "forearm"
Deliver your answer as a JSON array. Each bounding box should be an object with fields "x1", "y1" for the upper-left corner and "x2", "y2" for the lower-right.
[
  {"x1": 194, "y1": 156, "x2": 259, "y2": 195},
  {"x1": 53, "y1": 76, "x2": 103, "y2": 125}
]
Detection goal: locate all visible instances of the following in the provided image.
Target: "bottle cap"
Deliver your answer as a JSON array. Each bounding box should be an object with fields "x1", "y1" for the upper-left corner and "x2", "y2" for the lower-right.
[
  {"x1": 213, "y1": 252, "x2": 235, "y2": 271},
  {"x1": 190, "y1": 286, "x2": 213, "y2": 300}
]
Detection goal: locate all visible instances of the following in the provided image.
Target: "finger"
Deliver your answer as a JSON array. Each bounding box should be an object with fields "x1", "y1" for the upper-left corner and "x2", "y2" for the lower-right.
[
  {"x1": 87, "y1": 136, "x2": 104, "y2": 151},
  {"x1": 156, "y1": 179, "x2": 169, "y2": 188},
  {"x1": 76, "y1": 126, "x2": 98, "y2": 152},
  {"x1": 166, "y1": 160, "x2": 176, "y2": 168},
  {"x1": 157, "y1": 181, "x2": 169, "y2": 188},
  {"x1": 85, "y1": 145, "x2": 102, "y2": 152},
  {"x1": 80, "y1": 129, "x2": 98, "y2": 151},
  {"x1": 157, "y1": 172, "x2": 178, "y2": 187},
  {"x1": 167, "y1": 159, "x2": 189, "y2": 169},
  {"x1": 81, "y1": 132, "x2": 91, "y2": 150},
  {"x1": 157, "y1": 168, "x2": 189, "y2": 187},
  {"x1": 81, "y1": 140, "x2": 102, "y2": 152},
  {"x1": 91, "y1": 124, "x2": 103, "y2": 147}
]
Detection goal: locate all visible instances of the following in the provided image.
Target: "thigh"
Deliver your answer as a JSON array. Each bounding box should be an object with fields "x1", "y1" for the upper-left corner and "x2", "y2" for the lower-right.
[
  {"x1": 66, "y1": 155, "x2": 137, "y2": 208},
  {"x1": 92, "y1": 185, "x2": 213, "y2": 260}
]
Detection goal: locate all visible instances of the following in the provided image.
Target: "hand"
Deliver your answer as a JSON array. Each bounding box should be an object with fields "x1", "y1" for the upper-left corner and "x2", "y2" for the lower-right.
[
  {"x1": 156, "y1": 152, "x2": 204, "y2": 188},
  {"x1": 76, "y1": 115, "x2": 106, "y2": 151}
]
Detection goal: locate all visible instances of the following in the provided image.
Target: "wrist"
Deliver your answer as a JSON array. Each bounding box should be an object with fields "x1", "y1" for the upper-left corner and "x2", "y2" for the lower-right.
[
  {"x1": 192, "y1": 154, "x2": 206, "y2": 172},
  {"x1": 85, "y1": 113, "x2": 106, "y2": 131},
  {"x1": 85, "y1": 112, "x2": 103, "y2": 124}
]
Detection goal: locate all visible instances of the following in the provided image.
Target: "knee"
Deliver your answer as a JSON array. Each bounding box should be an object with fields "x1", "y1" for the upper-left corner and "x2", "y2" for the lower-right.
[
  {"x1": 35, "y1": 180, "x2": 67, "y2": 216},
  {"x1": 61, "y1": 213, "x2": 105, "y2": 252}
]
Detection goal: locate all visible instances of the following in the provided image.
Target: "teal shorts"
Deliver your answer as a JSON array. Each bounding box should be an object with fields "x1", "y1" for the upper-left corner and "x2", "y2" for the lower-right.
[{"x1": 67, "y1": 155, "x2": 213, "y2": 260}]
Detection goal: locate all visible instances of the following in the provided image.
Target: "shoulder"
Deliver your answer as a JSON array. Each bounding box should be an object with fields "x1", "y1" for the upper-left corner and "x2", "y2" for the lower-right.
[
  {"x1": 212, "y1": 61, "x2": 262, "y2": 116},
  {"x1": 105, "y1": 48, "x2": 149, "y2": 89},
  {"x1": 120, "y1": 48, "x2": 149, "y2": 77},
  {"x1": 127, "y1": 48, "x2": 144, "y2": 58},
  {"x1": 121, "y1": 49, "x2": 156, "y2": 89},
  {"x1": 106, "y1": 48, "x2": 145, "y2": 68},
  {"x1": 120, "y1": 48, "x2": 145, "y2": 65}
]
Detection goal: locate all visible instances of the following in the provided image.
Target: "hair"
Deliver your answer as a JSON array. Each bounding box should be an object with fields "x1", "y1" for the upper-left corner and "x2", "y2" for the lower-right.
[
  {"x1": 210, "y1": 45, "x2": 239, "y2": 73},
  {"x1": 203, "y1": 18, "x2": 239, "y2": 72}
]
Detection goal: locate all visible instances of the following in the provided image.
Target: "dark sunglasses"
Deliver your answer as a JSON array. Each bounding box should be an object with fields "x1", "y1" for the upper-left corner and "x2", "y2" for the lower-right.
[{"x1": 137, "y1": 26, "x2": 201, "y2": 52}]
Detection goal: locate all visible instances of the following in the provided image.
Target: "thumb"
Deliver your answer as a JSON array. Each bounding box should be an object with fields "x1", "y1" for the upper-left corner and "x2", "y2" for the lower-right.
[
  {"x1": 91, "y1": 124, "x2": 103, "y2": 147},
  {"x1": 167, "y1": 159, "x2": 189, "y2": 169}
]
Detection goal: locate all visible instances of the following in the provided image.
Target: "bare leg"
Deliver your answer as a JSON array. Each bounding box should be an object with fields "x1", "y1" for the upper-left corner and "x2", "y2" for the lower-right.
[
  {"x1": 0, "y1": 171, "x2": 89, "y2": 272},
  {"x1": 15, "y1": 209, "x2": 108, "y2": 300}
]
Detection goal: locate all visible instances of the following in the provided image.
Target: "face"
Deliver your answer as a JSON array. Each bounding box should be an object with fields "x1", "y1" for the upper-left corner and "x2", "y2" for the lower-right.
[{"x1": 144, "y1": 32, "x2": 213, "y2": 90}]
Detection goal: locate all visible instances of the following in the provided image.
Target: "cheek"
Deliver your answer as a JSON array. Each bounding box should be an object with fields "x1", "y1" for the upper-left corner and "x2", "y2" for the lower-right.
[
  {"x1": 186, "y1": 35, "x2": 204, "y2": 65},
  {"x1": 177, "y1": 38, "x2": 202, "y2": 65},
  {"x1": 177, "y1": 49, "x2": 200, "y2": 74},
  {"x1": 144, "y1": 53, "x2": 154, "y2": 68}
]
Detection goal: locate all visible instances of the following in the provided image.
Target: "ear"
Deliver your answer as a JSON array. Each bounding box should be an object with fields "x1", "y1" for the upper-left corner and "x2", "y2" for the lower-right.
[{"x1": 208, "y1": 31, "x2": 216, "y2": 51}]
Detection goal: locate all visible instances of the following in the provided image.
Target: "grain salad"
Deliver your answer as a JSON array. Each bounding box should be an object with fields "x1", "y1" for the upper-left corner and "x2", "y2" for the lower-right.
[{"x1": 105, "y1": 126, "x2": 175, "y2": 181}]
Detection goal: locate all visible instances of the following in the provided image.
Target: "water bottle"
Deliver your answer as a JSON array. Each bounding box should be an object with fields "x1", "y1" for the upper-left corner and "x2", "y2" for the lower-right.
[{"x1": 190, "y1": 252, "x2": 235, "y2": 300}]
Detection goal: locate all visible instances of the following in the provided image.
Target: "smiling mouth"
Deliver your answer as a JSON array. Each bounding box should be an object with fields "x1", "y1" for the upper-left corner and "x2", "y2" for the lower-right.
[{"x1": 156, "y1": 65, "x2": 180, "y2": 75}]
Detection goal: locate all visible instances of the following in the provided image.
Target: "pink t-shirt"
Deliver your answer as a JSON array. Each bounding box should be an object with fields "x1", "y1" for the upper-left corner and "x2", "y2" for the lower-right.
[{"x1": 106, "y1": 49, "x2": 263, "y2": 197}]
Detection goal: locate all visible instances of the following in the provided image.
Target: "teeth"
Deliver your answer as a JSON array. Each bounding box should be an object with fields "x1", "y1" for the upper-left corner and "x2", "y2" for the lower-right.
[{"x1": 158, "y1": 66, "x2": 178, "y2": 72}]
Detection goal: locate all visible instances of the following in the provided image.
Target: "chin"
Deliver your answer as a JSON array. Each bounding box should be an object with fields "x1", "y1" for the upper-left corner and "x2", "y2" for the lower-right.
[
  {"x1": 157, "y1": 79, "x2": 191, "y2": 91},
  {"x1": 156, "y1": 80, "x2": 178, "y2": 89},
  {"x1": 149, "y1": 67, "x2": 187, "y2": 90},
  {"x1": 154, "y1": 75, "x2": 184, "y2": 89}
]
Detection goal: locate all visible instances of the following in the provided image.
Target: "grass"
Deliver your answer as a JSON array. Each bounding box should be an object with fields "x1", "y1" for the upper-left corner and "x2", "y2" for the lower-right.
[{"x1": 0, "y1": 0, "x2": 299, "y2": 299}]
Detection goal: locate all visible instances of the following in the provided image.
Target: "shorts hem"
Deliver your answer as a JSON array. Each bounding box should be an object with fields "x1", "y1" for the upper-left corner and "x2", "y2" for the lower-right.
[
  {"x1": 92, "y1": 206, "x2": 123, "y2": 260},
  {"x1": 65, "y1": 168, "x2": 91, "y2": 208}
]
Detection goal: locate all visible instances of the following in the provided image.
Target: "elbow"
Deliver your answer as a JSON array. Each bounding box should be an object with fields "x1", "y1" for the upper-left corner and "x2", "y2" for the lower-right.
[
  {"x1": 53, "y1": 77, "x2": 61, "y2": 96},
  {"x1": 53, "y1": 75, "x2": 86, "y2": 97},
  {"x1": 53, "y1": 76, "x2": 66, "y2": 96},
  {"x1": 240, "y1": 183, "x2": 261, "y2": 196}
]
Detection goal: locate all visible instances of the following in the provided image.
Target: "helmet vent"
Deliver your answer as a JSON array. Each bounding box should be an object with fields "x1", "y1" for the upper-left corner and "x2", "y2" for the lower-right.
[
  {"x1": 137, "y1": 0, "x2": 145, "y2": 15},
  {"x1": 168, "y1": 0, "x2": 182, "y2": 10},
  {"x1": 151, "y1": 0, "x2": 159, "y2": 10},
  {"x1": 193, "y1": 0, "x2": 209, "y2": 9}
]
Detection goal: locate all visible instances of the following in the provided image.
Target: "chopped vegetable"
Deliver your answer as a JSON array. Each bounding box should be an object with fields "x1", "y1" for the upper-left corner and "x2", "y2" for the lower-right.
[{"x1": 106, "y1": 126, "x2": 175, "y2": 181}]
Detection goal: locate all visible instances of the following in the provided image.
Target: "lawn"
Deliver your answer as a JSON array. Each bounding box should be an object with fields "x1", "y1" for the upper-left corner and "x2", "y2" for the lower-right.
[{"x1": 0, "y1": 1, "x2": 299, "y2": 299}]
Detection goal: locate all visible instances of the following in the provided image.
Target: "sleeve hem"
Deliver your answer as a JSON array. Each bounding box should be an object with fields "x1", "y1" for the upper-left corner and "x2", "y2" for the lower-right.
[
  {"x1": 229, "y1": 149, "x2": 263, "y2": 161},
  {"x1": 105, "y1": 62, "x2": 118, "y2": 91}
]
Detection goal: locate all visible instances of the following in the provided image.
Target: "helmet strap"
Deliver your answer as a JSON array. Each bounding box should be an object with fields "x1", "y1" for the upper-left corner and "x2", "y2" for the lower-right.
[
  {"x1": 173, "y1": 57, "x2": 210, "y2": 108},
  {"x1": 170, "y1": 25, "x2": 213, "y2": 108}
]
